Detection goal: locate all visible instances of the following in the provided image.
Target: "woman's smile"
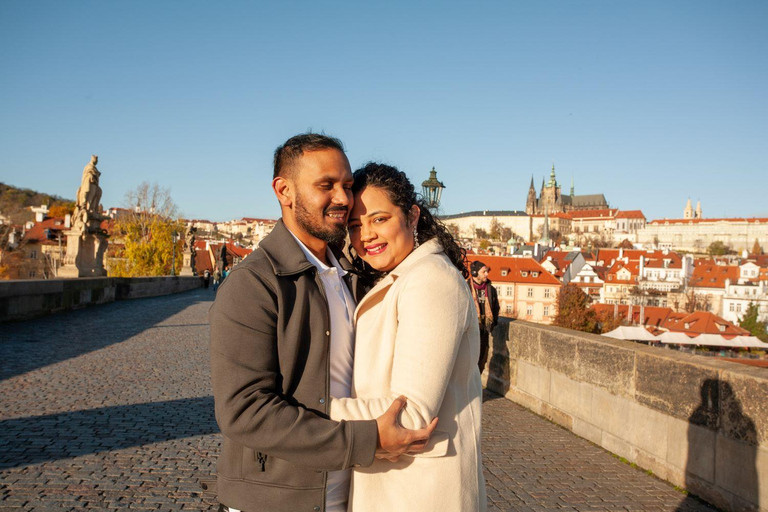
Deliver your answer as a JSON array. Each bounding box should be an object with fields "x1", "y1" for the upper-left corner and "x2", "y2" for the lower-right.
[{"x1": 364, "y1": 243, "x2": 387, "y2": 255}]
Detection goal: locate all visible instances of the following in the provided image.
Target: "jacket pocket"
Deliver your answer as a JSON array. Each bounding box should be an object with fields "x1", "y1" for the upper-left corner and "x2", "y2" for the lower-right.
[{"x1": 242, "y1": 448, "x2": 324, "y2": 488}]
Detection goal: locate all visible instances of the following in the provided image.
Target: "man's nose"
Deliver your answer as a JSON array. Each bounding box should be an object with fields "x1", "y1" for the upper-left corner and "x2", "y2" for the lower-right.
[{"x1": 331, "y1": 185, "x2": 351, "y2": 205}]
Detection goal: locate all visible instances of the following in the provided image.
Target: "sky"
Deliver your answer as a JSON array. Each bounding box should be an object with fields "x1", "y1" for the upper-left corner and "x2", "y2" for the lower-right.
[{"x1": 1, "y1": 1, "x2": 766, "y2": 222}]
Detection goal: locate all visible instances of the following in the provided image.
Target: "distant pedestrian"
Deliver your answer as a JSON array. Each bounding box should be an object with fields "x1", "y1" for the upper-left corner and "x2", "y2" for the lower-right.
[
  {"x1": 213, "y1": 268, "x2": 222, "y2": 291},
  {"x1": 203, "y1": 269, "x2": 211, "y2": 289},
  {"x1": 468, "y1": 260, "x2": 499, "y2": 373}
]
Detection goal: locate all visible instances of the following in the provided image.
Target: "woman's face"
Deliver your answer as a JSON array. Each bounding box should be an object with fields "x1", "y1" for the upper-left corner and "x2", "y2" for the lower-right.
[{"x1": 348, "y1": 186, "x2": 419, "y2": 273}]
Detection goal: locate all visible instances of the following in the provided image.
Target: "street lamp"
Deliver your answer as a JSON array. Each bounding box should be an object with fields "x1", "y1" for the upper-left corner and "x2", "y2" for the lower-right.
[
  {"x1": 421, "y1": 167, "x2": 445, "y2": 210},
  {"x1": 171, "y1": 231, "x2": 178, "y2": 276}
]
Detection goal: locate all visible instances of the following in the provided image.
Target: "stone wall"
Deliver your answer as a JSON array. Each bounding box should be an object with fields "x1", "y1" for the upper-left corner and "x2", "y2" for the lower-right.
[
  {"x1": 0, "y1": 277, "x2": 203, "y2": 322},
  {"x1": 486, "y1": 319, "x2": 767, "y2": 512}
]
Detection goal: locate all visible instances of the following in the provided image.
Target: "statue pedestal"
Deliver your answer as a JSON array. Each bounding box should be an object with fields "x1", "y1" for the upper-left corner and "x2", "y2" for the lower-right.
[
  {"x1": 180, "y1": 251, "x2": 195, "y2": 276},
  {"x1": 58, "y1": 228, "x2": 109, "y2": 278}
]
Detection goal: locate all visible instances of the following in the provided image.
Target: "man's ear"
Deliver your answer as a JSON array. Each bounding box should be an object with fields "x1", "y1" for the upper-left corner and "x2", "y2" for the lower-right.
[{"x1": 272, "y1": 176, "x2": 293, "y2": 208}]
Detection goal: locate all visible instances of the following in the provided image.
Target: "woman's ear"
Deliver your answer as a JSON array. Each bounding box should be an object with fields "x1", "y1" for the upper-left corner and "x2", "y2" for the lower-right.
[{"x1": 409, "y1": 205, "x2": 421, "y2": 229}]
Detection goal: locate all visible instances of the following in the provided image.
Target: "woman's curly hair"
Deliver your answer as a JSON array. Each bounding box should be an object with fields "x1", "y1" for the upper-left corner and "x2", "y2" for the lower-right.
[{"x1": 348, "y1": 162, "x2": 468, "y2": 280}]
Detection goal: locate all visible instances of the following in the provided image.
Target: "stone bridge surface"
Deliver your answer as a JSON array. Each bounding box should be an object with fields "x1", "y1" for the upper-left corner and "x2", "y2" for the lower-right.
[{"x1": 0, "y1": 289, "x2": 717, "y2": 511}]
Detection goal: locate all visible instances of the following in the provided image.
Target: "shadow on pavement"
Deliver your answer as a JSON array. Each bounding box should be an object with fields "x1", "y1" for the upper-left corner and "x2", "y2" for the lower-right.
[
  {"x1": 0, "y1": 396, "x2": 217, "y2": 470},
  {"x1": 0, "y1": 288, "x2": 214, "y2": 382}
]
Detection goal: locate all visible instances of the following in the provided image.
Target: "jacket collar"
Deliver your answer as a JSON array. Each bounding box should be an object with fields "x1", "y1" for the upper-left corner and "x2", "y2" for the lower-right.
[
  {"x1": 355, "y1": 238, "x2": 443, "y2": 319},
  {"x1": 259, "y1": 219, "x2": 355, "y2": 278}
]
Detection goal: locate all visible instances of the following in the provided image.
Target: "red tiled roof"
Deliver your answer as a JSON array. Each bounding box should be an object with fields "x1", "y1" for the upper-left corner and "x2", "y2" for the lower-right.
[
  {"x1": 649, "y1": 217, "x2": 768, "y2": 225},
  {"x1": 661, "y1": 311, "x2": 749, "y2": 338},
  {"x1": 466, "y1": 255, "x2": 560, "y2": 285},
  {"x1": 541, "y1": 251, "x2": 576, "y2": 278},
  {"x1": 21, "y1": 217, "x2": 68, "y2": 244},
  {"x1": 689, "y1": 262, "x2": 739, "y2": 289},
  {"x1": 615, "y1": 210, "x2": 646, "y2": 219},
  {"x1": 592, "y1": 304, "x2": 672, "y2": 328},
  {"x1": 567, "y1": 208, "x2": 618, "y2": 219},
  {"x1": 605, "y1": 260, "x2": 640, "y2": 284}
]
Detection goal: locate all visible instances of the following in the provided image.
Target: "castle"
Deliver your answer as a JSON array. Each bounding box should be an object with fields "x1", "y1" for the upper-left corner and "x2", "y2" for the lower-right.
[{"x1": 525, "y1": 164, "x2": 609, "y2": 215}]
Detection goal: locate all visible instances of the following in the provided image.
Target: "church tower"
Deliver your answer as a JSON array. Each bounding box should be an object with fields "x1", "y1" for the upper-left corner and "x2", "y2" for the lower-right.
[
  {"x1": 683, "y1": 199, "x2": 694, "y2": 219},
  {"x1": 525, "y1": 175, "x2": 538, "y2": 215},
  {"x1": 695, "y1": 200, "x2": 702, "y2": 219}
]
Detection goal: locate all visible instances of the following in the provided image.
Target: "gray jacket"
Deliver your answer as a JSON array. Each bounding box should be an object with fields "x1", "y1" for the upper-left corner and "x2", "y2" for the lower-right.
[{"x1": 209, "y1": 220, "x2": 378, "y2": 511}]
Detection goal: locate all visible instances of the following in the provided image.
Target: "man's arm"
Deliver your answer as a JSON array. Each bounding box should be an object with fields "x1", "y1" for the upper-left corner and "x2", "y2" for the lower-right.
[
  {"x1": 210, "y1": 267, "x2": 378, "y2": 471},
  {"x1": 210, "y1": 267, "x2": 430, "y2": 470}
]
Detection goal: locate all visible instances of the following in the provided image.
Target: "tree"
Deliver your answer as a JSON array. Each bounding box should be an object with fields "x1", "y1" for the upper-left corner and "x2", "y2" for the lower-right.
[
  {"x1": 617, "y1": 239, "x2": 634, "y2": 249},
  {"x1": 489, "y1": 218, "x2": 502, "y2": 240},
  {"x1": 478, "y1": 239, "x2": 490, "y2": 250},
  {"x1": 48, "y1": 202, "x2": 76, "y2": 218},
  {"x1": 752, "y1": 239, "x2": 763, "y2": 255},
  {"x1": 446, "y1": 223, "x2": 460, "y2": 239},
  {"x1": 501, "y1": 227, "x2": 514, "y2": 241},
  {"x1": 707, "y1": 241, "x2": 733, "y2": 256},
  {"x1": 739, "y1": 302, "x2": 768, "y2": 342},
  {"x1": 109, "y1": 182, "x2": 184, "y2": 277},
  {"x1": 475, "y1": 228, "x2": 488, "y2": 239},
  {"x1": 553, "y1": 283, "x2": 597, "y2": 333}
]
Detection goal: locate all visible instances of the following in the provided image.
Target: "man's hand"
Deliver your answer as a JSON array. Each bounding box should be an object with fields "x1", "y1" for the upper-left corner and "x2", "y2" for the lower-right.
[{"x1": 375, "y1": 396, "x2": 438, "y2": 461}]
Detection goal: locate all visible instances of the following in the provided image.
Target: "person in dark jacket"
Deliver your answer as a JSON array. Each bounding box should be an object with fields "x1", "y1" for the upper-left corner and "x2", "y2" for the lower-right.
[
  {"x1": 468, "y1": 260, "x2": 500, "y2": 373},
  {"x1": 209, "y1": 133, "x2": 435, "y2": 512}
]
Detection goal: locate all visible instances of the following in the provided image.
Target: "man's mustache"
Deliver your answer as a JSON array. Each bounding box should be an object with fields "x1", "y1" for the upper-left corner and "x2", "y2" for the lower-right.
[{"x1": 324, "y1": 206, "x2": 348, "y2": 214}]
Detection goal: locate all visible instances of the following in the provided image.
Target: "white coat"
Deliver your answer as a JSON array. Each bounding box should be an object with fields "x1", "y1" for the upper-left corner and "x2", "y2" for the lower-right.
[{"x1": 330, "y1": 238, "x2": 486, "y2": 512}]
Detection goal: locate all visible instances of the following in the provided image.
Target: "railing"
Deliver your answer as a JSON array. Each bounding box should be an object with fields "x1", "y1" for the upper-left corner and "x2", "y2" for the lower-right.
[
  {"x1": 0, "y1": 276, "x2": 203, "y2": 322},
  {"x1": 485, "y1": 319, "x2": 767, "y2": 512}
]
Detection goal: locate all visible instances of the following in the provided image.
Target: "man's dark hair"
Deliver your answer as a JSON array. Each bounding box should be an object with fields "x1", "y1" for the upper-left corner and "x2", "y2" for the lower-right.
[{"x1": 273, "y1": 133, "x2": 345, "y2": 179}]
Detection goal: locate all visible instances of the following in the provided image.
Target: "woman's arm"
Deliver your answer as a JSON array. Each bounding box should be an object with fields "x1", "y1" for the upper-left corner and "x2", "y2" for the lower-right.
[{"x1": 330, "y1": 261, "x2": 469, "y2": 429}]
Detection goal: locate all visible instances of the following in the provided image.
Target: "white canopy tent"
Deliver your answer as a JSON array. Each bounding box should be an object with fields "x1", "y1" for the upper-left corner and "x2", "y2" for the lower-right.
[
  {"x1": 602, "y1": 326, "x2": 660, "y2": 342},
  {"x1": 658, "y1": 332, "x2": 768, "y2": 349}
]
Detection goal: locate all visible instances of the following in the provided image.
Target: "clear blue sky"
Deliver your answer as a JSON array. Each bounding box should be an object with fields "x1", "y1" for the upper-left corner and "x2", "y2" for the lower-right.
[{"x1": 1, "y1": 1, "x2": 766, "y2": 222}]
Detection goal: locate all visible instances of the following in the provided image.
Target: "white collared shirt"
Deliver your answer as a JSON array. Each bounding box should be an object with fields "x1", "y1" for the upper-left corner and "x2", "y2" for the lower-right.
[{"x1": 289, "y1": 231, "x2": 356, "y2": 511}]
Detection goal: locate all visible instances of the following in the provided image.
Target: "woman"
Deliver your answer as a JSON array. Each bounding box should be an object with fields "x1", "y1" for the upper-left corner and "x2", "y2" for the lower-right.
[{"x1": 330, "y1": 163, "x2": 486, "y2": 511}]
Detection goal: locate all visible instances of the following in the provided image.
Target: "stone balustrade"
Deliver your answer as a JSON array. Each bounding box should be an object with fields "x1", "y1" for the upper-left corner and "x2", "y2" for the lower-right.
[
  {"x1": 0, "y1": 276, "x2": 203, "y2": 322},
  {"x1": 486, "y1": 319, "x2": 767, "y2": 512}
]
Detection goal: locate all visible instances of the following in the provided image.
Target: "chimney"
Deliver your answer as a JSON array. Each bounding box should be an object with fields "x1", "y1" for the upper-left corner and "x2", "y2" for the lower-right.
[
  {"x1": 619, "y1": 248, "x2": 624, "y2": 259},
  {"x1": 639, "y1": 305, "x2": 645, "y2": 326},
  {"x1": 627, "y1": 304, "x2": 633, "y2": 323},
  {"x1": 639, "y1": 255, "x2": 645, "y2": 276}
]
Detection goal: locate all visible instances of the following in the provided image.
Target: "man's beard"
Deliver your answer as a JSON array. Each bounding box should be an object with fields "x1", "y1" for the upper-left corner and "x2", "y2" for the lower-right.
[{"x1": 294, "y1": 193, "x2": 348, "y2": 245}]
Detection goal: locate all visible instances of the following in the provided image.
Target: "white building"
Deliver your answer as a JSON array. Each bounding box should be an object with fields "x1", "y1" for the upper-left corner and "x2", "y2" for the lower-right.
[
  {"x1": 721, "y1": 262, "x2": 768, "y2": 324},
  {"x1": 638, "y1": 217, "x2": 768, "y2": 253}
]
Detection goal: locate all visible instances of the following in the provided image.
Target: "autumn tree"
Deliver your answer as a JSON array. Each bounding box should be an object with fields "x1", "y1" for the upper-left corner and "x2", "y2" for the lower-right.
[
  {"x1": 707, "y1": 241, "x2": 733, "y2": 256},
  {"x1": 617, "y1": 239, "x2": 634, "y2": 249},
  {"x1": 109, "y1": 182, "x2": 184, "y2": 277},
  {"x1": 739, "y1": 302, "x2": 768, "y2": 342},
  {"x1": 752, "y1": 239, "x2": 763, "y2": 255},
  {"x1": 489, "y1": 218, "x2": 502, "y2": 240},
  {"x1": 553, "y1": 283, "x2": 597, "y2": 333}
]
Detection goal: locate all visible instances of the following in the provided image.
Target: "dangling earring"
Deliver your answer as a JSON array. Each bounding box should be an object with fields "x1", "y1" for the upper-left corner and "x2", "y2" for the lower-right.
[{"x1": 413, "y1": 226, "x2": 419, "y2": 249}]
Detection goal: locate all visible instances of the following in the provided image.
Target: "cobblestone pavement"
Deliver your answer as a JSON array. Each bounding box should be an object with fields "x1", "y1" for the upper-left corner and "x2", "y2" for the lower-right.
[{"x1": 0, "y1": 289, "x2": 717, "y2": 511}]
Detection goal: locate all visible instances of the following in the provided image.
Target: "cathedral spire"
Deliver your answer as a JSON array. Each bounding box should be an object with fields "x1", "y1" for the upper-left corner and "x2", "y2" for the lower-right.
[
  {"x1": 529, "y1": 175, "x2": 535, "y2": 190},
  {"x1": 570, "y1": 176, "x2": 574, "y2": 197},
  {"x1": 549, "y1": 163, "x2": 557, "y2": 187}
]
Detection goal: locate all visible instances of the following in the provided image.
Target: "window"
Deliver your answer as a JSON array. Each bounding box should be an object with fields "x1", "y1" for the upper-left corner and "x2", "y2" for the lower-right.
[
  {"x1": 501, "y1": 269, "x2": 508, "y2": 277},
  {"x1": 505, "y1": 305, "x2": 512, "y2": 314},
  {"x1": 544, "y1": 288, "x2": 551, "y2": 298},
  {"x1": 521, "y1": 271, "x2": 528, "y2": 277},
  {"x1": 543, "y1": 306, "x2": 550, "y2": 317},
  {"x1": 729, "y1": 304, "x2": 735, "y2": 312},
  {"x1": 526, "y1": 305, "x2": 533, "y2": 316},
  {"x1": 527, "y1": 287, "x2": 533, "y2": 298},
  {"x1": 505, "y1": 286, "x2": 512, "y2": 297},
  {"x1": 29, "y1": 270, "x2": 36, "y2": 278},
  {"x1": 532, "y1": 271, "x2": 539, "y2": 277},
  {"x1": 736, "y1": 304, "x2": 742, "y2": 312},
  {"x1": 30, "y1": 250, "x2": 37, "y2": 259}
]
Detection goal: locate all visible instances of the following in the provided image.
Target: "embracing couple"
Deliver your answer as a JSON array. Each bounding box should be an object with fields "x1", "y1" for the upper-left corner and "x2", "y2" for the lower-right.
[{"x1": 209, "y1": 133, "x2": 486, "y2": 512}]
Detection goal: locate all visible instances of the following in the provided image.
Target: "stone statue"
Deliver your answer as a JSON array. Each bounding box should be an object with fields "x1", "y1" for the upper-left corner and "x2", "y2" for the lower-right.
[
  {"x1": 73, "y1": 155, "x2": 105, "y2": 232},
  {"x1": 180, "y1": 226, "x2": 197, "y2": 276},
  {"x1": 59, "y1": 155, "x2": 109, "y2": 278}
]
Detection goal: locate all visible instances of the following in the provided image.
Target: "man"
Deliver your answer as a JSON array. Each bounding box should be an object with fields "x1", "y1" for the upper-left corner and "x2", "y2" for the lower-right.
[
  {"x1": 209, "y1": 133, "x2": 435, "y2": 512},
  {"x1": 468, "y1": 260, "x2": 500, "y2": 373}
]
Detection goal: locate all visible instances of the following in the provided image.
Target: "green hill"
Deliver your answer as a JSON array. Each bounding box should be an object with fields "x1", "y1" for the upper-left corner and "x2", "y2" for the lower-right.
[{"x1": 0, "y1": 183, "x2": 74, "y2": 224}]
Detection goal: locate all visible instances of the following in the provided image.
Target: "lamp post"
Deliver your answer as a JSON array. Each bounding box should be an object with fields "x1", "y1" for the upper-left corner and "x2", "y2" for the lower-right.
[
  {"x1": 421, "y1": 167, "x2": 446, "y2": 211},
  {"x1": 171, "y1": 231, "x2": 178, "y2": 276}
]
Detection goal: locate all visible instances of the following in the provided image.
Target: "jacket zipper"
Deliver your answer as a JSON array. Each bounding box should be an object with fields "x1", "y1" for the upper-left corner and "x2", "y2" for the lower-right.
[
  {"x1": 255, "y1": 451, "x2": 267, "y2": 471},
  {"x1": 313, "y1": 268, "x2": 332, "y2": 510}
]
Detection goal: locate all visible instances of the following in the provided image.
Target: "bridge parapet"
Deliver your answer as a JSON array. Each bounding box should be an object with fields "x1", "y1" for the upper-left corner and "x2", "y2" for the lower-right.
[
  {"x1": 0, "y1": 276, "x2": 202, "y2": 322},
  {"x1": 487, "y1": 319, "x2": 767, "y2": 512}
]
